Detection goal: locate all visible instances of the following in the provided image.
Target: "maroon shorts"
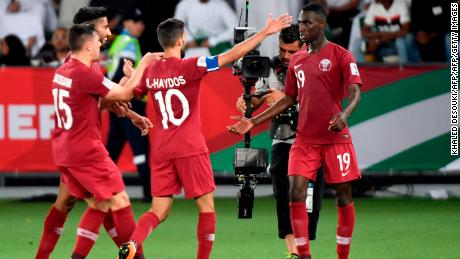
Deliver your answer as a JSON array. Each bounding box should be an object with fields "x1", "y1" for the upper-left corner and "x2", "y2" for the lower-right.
[
  {"x1": 58, "y1": 156, "x2": 125, "y2": 201},
  {"x1": 151, "y1": 153, "x2": 215, "y2": 199},
  {"x1": 288, "y1": 142, "x2": 360, "y2": 184}
]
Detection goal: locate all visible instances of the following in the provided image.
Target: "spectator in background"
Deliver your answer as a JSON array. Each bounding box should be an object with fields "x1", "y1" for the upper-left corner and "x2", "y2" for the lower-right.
[
  {"x1": 361, "y1": 0, "x2": 412, "y2": 63},
  {"x1": 36, "y1": 0, "x2": 59, "y2": 36},
  {"x1": 0, "y1": 34, "x2": 31, "y2": 66},
  {"x1": 106, "y1": 7, "x2": 152, "y2": 202},
  {"x1": 34, "y1": 27, "x2": 69, "y2": 67},
  {"x1": 410, "y1": 0, "x2": 450, "y2": 62},
  {"x1": 348, "y1": 0, "x2": 373, "y2": 63},
  {"x1": 0, "y1": 0, "x2": 55, "y2": 57},
  {"x1": 317, "y1": 0, "x2": 360, "y2": 48},
  {"x1": 174, "y1": 0, "x2": 237, "y2": 57}
]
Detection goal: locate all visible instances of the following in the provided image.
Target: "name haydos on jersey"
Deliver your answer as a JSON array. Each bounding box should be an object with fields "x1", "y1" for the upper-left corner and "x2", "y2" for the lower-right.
[{"x1": 146, "y1": 76, "x2": 186, "y2": 89}]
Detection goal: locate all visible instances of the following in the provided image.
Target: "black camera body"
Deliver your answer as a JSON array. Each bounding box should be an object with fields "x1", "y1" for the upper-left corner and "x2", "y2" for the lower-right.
[
  {"x1": 232, "y1": 2, "x2": 270, "y2": 219},
  {"x1": 233, "y1": 27, "x2": 271, "y2": 80}
]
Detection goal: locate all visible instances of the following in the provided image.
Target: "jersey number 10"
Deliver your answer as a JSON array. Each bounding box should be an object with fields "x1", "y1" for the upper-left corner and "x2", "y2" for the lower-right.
[{"x1": 154, "y1": 89, "x2": 190, "y2": 129}]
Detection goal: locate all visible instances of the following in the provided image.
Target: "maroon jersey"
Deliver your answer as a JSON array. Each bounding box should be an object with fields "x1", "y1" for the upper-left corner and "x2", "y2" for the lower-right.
[
  {"x1": 51, "y1": 58, "x2": 114, "y2": 166},
  {"x1": 134, "y1": 56, "x2": 219, "y2": 162},
  {"x1": 285, "y1": 42, "x2": 362, "y2": 144}
]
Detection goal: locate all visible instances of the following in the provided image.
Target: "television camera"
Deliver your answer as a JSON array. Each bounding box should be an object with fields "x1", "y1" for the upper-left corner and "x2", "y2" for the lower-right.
[{"x1": 232, "y1": 0, "x2": 271, "y2": 219}]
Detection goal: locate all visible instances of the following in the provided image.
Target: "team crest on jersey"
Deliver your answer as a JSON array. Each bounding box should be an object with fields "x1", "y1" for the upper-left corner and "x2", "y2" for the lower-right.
[{"x1": 318, "y1": 59, "x2": 332, "y2": 72}]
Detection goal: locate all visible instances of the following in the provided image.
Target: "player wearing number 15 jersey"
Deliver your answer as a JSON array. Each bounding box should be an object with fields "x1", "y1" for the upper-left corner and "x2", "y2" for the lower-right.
[
  {"x1": 49, "y1": 24, "x2": 159, "y2": 259},
  {"x1": 117, "y1": 15, "x2": 293, "y2": 259},
  {"x1": 228, "y1": 3, "x2": 362, "y2": 259}
]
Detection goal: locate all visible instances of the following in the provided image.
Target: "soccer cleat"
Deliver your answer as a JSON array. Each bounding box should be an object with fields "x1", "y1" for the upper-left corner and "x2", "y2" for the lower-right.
[
  {"x1": 285, "y1": 252, "x2": 299, "y2": 259},
  {"x1": 118, "y1": 241, "x2": 137, "y2": 259}
]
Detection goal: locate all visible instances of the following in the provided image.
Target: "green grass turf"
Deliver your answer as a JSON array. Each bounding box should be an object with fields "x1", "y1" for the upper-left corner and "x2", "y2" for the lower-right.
[{"x1": 0, "y1": 197, "x2": 459, "y2": 259}]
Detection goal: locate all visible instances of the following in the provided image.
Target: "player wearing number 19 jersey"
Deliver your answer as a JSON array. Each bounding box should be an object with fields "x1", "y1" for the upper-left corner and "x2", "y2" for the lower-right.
[
  {"x1": 228, "y1": 4, "x2": 362, "y2": 259},
  {"x1": 118, "y1": 14, "x2": 293, "y2": 259}
]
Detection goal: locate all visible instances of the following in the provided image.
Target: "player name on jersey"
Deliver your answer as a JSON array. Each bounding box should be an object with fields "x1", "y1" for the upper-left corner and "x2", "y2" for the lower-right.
[
  {"x1": 146, "y1": 76, "x2": 186, "y2": 89},
  {"x1": 53, "y1": 73, "x2": 72, "y2": 88}
]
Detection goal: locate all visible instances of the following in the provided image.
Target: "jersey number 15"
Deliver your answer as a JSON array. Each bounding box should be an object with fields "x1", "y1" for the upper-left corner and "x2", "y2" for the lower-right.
[{"x1": 52, "y1": 88, "x2": 73, "y2": 130}]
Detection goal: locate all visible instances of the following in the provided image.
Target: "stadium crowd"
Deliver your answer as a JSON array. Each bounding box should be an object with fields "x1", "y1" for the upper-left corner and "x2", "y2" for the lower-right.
[{"x1": 0, "y1": 0, "x2": 452, "y2": 67}]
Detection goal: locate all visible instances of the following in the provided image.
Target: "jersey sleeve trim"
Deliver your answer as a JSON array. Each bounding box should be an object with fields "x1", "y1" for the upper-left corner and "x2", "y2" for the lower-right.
[{"x1": 102, "y1": 77, "x2": 114, "y2": 90}]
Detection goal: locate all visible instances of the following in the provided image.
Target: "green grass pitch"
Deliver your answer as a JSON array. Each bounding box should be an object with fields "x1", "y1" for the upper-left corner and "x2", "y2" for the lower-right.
[{"x1": 0, "y1": 197, "x2": 459, "y2": 259}]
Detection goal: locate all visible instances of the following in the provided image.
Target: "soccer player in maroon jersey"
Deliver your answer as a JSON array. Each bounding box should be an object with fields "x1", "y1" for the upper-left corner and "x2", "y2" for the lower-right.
[
  {"x1": 229, "y1": 3, "x2": 362, "y2": 259},
  {"x1": 46, "y1": 24, "x2": 159, "y2": 259},
  {"x1": 117, "y1": 14, "x2": 293, "y2": 259},
  {"x1": 35, "y1": 7, "x2": 150, "y2": 259}
]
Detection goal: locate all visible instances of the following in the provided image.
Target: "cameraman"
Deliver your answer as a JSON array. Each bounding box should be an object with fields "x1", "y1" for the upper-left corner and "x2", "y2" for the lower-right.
[{"x1": 235, "y1": 25, "x2": 324, "y2": 259}]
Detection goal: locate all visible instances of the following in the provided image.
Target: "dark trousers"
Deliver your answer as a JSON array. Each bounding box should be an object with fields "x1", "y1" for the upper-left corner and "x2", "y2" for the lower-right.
[
  {"x1": 270, "y1": 142, "x2": 324, "y2": 240},
  {"x1": 106, "y1": 99, "x2": 151, "y2": 200}
]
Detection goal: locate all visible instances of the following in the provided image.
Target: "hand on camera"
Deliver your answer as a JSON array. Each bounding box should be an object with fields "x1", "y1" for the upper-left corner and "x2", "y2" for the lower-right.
[{"x1": 264, "y1": 88, "x2": 285, "y2": 106}]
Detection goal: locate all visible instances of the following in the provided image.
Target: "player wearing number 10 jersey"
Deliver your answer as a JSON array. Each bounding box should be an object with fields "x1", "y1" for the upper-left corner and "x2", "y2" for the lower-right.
[{"x1": 117, "y1": 15, "x2": 293, "y2": 259}]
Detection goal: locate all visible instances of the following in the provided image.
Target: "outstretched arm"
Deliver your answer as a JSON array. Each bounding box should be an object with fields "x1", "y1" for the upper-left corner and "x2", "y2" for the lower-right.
[
  {"x1": 228, "y1": 95, "x2": 296, "y2": 135},
  {"x1": 217, "y1": 13, "x2": 292, "y2": 67},
  {"x1": 104, "y1": 52, "x2": 163, "y2": 101}
]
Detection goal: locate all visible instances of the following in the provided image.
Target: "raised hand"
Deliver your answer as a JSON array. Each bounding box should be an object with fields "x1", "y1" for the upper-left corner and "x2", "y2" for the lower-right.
[
  {"x1": 263, "y1": 13, "x2": 293, "y2": 36},
  {"x1": 227, "y1": 116, "x2": 255, "y2": 135},
  {"x1": 122, "y1": 59, "x2": 134, "y2": 78}
]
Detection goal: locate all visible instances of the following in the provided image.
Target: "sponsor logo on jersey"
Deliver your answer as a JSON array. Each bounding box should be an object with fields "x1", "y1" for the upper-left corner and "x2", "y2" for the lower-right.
[
  {"x1": 319, "y1": 59, "x2": 332, "y2": 72},
  {"x1": 341, "y1": 170, "x2": 350, "y2": 177},
  {"x1": 350, "y1": 63, "x2": 360, "y2": 76},
  {"x1": 197, "y1": 56, "x2": 207, "y2": 67},
  {"x1": 146, "y1": 76, "x2": 186, "y2": 89}
]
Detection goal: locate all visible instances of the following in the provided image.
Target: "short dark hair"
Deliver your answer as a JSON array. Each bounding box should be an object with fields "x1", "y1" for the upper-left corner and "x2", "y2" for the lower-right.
[
  {"x1": 157, "y1": 18, "x2": 185, "y2": 49},
  {"x1": 302, "y1": 3, "x2": 327, "y2": 21},
  {"x1": 68, "y1": 24, "x2": 97, "y2": 51},
  {"x1": 280, "y1": 24, "x2": 300, "y2": 44},
  {"x1": 73, "y1": 6, "x2": 108, "y2": 24}
]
